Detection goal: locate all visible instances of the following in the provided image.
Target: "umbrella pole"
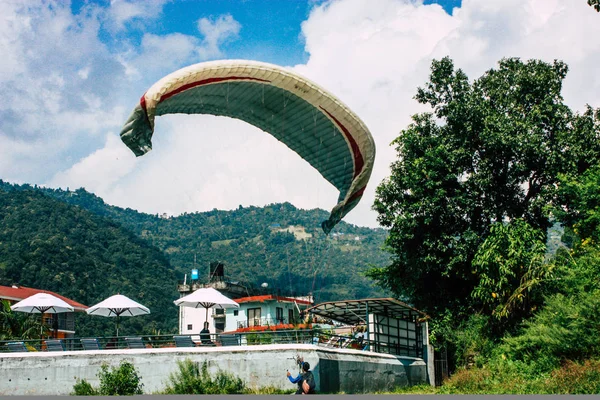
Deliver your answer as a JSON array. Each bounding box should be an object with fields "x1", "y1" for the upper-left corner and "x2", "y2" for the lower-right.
[{"x1": 116, "y1": 315, "x2": 120, "y2": 337}]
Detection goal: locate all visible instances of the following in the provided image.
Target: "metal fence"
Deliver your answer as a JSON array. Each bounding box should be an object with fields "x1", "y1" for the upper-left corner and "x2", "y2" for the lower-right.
[
  {"x1": 434, "y1": 348, "x2": 449, "y2": 386},
  {"x1": 0, "y1": 329, "x2": 379, "y2": 353}
]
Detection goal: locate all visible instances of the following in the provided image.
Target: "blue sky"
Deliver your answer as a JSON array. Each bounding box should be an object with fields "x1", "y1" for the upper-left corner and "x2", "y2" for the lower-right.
[
  {"x1": 71, "y1": 0, "x2": 462, "y2": 66},
  {"x1": 2, "y1": 0, "x2": 598, "y2": 229}
]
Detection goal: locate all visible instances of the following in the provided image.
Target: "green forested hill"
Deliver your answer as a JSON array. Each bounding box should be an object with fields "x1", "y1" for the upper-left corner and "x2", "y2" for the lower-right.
[
  {"x1": 0, "y1": 181, "x2": 390, "y2": 311},
  {"x1": 0, "y1": 185, "x2": 178, "y2": 336}
]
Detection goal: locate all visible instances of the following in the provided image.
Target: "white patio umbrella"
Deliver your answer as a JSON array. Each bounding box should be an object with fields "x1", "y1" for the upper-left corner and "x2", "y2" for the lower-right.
[
  {"x1": 11, "y1": 293, "x2": 75, "y2": 338},
  {"x1": 174, "y1": 287, "x2": 239, "y2": 321},
  {"x1": 86, "y1": 294, "x2": 150, "y2": 336}
]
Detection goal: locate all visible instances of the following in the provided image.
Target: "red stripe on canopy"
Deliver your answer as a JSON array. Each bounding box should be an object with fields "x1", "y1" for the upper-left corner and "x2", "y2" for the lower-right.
[
  {"x1": 319, "y1": 106, "x2": 365, "y2": 179},
  {"x1": 159, "y1": 76, "x2": 271, "y2": 103}
]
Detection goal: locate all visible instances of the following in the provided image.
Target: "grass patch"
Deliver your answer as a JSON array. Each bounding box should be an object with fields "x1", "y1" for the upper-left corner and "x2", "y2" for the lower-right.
[{"x1": 383, "y1": 358, "x2": 600, "y2": 394}]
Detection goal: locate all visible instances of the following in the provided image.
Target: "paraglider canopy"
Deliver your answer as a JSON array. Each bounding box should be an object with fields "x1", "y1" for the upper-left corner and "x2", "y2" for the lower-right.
[{"x1": 120, "y1": 60, "x2": 375, "y2": 233}]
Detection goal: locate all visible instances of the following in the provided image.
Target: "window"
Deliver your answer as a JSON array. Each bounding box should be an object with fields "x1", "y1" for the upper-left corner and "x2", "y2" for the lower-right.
[
  {"x1": 289, "y1": 309, "x2": 295, "y2": 324},
  {"x1": 233, "y1": 310, "x2": 238, "y2": 316},
  {"x1": 187, "y1": 324, "x2": 193, "y2": 330},
  {"x1": 248, "y1": 307, "x2": 261, "y2": 327},
  {"x1": 276, "y1": 307, "x2": 284, "y2": 323}
]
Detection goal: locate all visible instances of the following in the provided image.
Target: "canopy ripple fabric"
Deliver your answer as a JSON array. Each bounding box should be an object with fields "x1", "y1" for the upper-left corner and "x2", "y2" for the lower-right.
[{"x1": 120, "y1": 60, "x2": 375, "y2": 233}]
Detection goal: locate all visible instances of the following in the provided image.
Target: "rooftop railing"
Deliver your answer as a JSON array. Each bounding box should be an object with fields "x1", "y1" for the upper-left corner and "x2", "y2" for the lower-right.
[{"x1": 0, "y1": 329, "x2": 420, "y2": 357}]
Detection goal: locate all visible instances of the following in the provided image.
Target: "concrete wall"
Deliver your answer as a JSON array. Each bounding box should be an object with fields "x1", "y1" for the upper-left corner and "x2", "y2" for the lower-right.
[{"x1": 0, "y1": 344, "x2": 427, "y2": 395}]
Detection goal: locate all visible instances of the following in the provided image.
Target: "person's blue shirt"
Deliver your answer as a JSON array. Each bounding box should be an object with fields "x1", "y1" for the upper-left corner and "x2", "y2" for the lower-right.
[
  {"x1": 289, "y1": 361, "x2": 305, "y2": 383},
  {"x1": 288, "y1": 372, "x2": 302, "y2": 384}
]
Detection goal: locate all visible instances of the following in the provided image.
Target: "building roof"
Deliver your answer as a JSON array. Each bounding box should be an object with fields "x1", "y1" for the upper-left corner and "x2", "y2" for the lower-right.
[
  {"x1": 233, "y1": 294, "x2": 312, "y2": 306},
  {"x1": 0, "y1": 285, "x2": 88, "y2": 311},
  {"x1": 305, "y1": 298, "x2": 427, "y2": 325}
]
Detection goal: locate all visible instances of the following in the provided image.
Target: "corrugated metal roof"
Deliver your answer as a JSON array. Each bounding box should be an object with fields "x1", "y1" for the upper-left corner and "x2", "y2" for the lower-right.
[{"x1": 305, "y1": 298, "x2": 427, "y2": 325}]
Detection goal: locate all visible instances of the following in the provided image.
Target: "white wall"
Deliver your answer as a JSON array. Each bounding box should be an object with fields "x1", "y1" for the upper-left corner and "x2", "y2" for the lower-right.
[{"x1": 179, "y1": 306, "x2": 214, "y2": 335}]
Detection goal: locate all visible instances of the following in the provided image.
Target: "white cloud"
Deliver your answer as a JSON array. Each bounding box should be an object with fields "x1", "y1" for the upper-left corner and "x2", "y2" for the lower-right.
[
  {"x1": 0, "y1": 1, "x2": 126, "y2": 183},
  {"x1": 127, "y1": 33, "x2": 200, "y2": 77},
  {"x1": 196, "y1": 14, "x2": 242, "y2": 59},
  {"x1": 47, "y1": 133, "x2": 137, "y2": 194},
  {"x1": 106, "y1": 0, "x2": 169, "y2": 32},
  {"x1": 113, "y1": 13, "x2": 243, "y2": 81}
]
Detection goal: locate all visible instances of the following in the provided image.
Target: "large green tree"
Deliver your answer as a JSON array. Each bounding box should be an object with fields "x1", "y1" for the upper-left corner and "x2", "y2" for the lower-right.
[{"x1": 372, "y1": 57, "x2": 600, "y2": 316}]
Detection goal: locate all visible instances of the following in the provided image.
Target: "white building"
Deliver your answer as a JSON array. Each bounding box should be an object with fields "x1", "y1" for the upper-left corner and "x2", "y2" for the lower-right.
[
  {"x1": 225, "y1": 295, "x2": 312, "y2": 331},
  {"x1": 178, "y1": 293, "x2": 313, "y2": 336}
]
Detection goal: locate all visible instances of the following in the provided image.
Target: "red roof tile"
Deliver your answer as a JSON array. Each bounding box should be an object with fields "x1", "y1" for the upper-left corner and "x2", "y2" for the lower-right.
[
  {"x1": 0, "y1": 285, "x2": 88, "y2": 310},
  {"x1": 232, "y1": 294, "x2": 312, "y2": 306}
]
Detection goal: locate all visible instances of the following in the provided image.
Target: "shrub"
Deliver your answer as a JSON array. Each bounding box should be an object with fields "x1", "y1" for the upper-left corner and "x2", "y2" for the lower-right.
[
  {"x1": 71, "y1": 379, "x2": 98, "y2": 396},
  {"x1": 246, "y1": 332, "x2": 273, "y2": 345},
  {"x1": 502, "y1": 291, "x2": 600, "y2": 371},
  {"x1": 430, "y1": 310, "x2": 496, "y2": 371},
  {"x1": 97, "y1": 360, "x2": 144, "y2": 395},
  {"x1": 438, "y1": 367, "x2": 494, "y2": 394},
  {"x1": 71, "y1": 360, "x2": 144, "y2": 396},
  {"x1": 163, "y1": 359, "x2": 245, "y2": 394}
]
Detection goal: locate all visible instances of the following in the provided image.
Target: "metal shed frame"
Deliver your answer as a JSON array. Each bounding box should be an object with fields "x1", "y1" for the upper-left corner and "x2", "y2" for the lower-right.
[{"x1": 306, "y1": 298, "x2": 428, "y2": 358}]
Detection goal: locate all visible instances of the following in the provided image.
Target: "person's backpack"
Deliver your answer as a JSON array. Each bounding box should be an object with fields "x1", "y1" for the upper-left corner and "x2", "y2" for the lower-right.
[{"x1": 302, "y1": 372, "x2": 316, "y2": 394}]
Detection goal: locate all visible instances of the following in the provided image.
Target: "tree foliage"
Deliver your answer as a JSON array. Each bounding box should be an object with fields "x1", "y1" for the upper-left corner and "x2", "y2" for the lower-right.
[
  {"x1": 472, "y1": 219, "x2": 549, "y2": 323},
  {"x1": 0, "y1": 299, "x2": 44, "y2": 340},
  {"x1": 372, "y1": 57, "x2": 600, "y2": 316},
  {"x1": 555, "y1": 165, "x2": 600, "y2": 246},
  {"x1": 589, "y1": 0, "x2": 600, "y2": 12}
]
